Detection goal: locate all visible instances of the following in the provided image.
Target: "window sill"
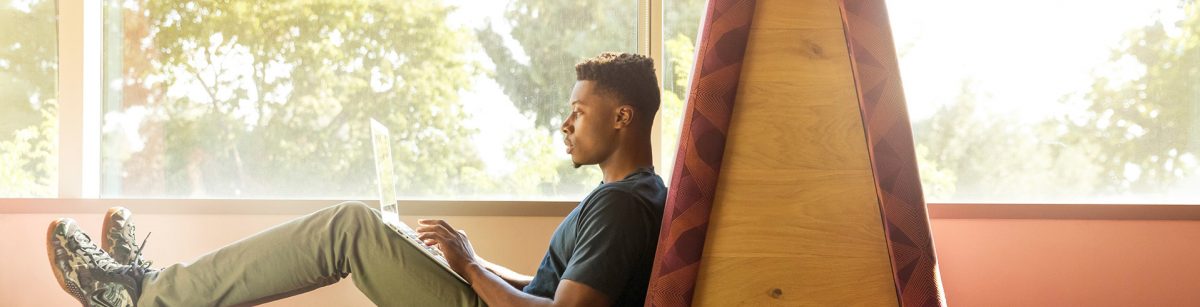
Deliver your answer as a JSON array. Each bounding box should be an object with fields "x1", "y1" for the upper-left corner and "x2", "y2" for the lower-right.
[
  {"x1": 928, "y1": 203, "x2": 1200, "y2": 220},
  {"x1": 0, "y1": 198, "x2": 578, "y2": 217},
  {"x1": 6, "y1": 199, "x2": 1198, "y2": 220}
]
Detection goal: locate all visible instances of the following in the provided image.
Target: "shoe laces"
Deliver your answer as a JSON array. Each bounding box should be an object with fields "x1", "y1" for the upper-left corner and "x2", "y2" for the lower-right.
[
  {"x1": 72, "y1": 231, "x2": 155, "y2": 282},
  {"x1": 121, "y1": 224, "x2": 154, "y2": 268},
  {"x1": 71, "y1": 231, "x2": 121, "y2": 270},
  {"x1": 127, "y1": 232, "x2": 153, "y2": 271}
]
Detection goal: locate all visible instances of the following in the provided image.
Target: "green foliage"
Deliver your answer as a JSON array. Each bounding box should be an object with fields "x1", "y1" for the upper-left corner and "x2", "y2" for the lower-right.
[
  {"x1": 474, "y1": 0, "x2": 636, "y2": 129},
  {"x1": 912, "y1": 81, "x2": 1102, "y2": 202},
  {"x1": 472, "y1": 0, "x2": 646, "y2": 191},
  {"x1": 1066, "y1": 1, "x2": 1200, "y2": 193},
  {"x1": 115, "y1": 0, "x2": 485, "y2": 197},
  {"x1": 0, "y1": 107, "x2": 57, "y2": 197},
  {"x1": 659, "y1": 33, "x2": 696, "y2": 175},
  {"x1": 911, "y1": 2, "x2": 1199, "y2": 201},
  {"x1": 0, "y1": 0, "x2": 57, "y2": 197}
]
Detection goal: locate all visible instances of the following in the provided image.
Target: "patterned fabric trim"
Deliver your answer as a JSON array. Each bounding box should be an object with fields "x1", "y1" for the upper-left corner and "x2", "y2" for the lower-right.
[
  {"x1": 838, "y1": 1, "x2": 947, "y2": 306},
  {"x1": 643, "y1": 0, "x2": 758, "y2": 306}
]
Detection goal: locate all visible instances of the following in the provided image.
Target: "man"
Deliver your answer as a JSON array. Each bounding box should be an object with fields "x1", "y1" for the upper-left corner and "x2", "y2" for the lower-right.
[{"x1": 46, "y1": 52, "x2": 667, "y2": 307}]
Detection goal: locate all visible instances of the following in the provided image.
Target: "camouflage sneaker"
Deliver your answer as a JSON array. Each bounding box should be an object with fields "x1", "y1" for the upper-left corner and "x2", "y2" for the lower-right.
[
  {"x1": 47, "y1": 218, "x2": 154, "y2": 307},
  {"x1": 101, "y1": 207, "x2": 153, "y2": 268}
]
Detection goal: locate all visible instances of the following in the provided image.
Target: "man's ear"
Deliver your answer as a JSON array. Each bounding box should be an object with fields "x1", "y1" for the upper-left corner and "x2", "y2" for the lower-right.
[{"x1": 615, "y1": 105, "x2": 634, "y2": 129}]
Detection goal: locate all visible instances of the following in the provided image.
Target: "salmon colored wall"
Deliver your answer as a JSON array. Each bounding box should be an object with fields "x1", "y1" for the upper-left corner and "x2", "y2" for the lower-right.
[
  {"x1": 932, "y1": 218, "x2": 1200, "y2": 306},
  {"x1": 1, "y1": 211, "x2": 562, "y2": 306}
]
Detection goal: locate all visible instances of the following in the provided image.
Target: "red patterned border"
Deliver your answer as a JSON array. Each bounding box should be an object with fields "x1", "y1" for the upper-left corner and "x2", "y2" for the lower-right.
[
  {"x1": 643, "y1": 0, "x2": 757, "y2": 306},
  {"x1": 838, "y1": 1, "x2": 947, "y2": 306}
]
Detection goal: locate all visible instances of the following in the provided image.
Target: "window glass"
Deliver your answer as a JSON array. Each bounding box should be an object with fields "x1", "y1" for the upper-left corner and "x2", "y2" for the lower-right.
[
  {"x1": 101, "y1": 0, "x2": 635, "y2": 199},
  {"x1": 661, "y1": 0, "x2": 705, "y2": 184},
  {"x1": 888, "y1": 0, "x2": 1200, "y2": 203},
  {"x1": 0, "y1": 0, "x2": 57, "y2": 197}
]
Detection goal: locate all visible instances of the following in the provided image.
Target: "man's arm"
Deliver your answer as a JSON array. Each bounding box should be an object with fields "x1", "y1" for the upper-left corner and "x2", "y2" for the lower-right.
[
  {"x1": 417, "y1": 219, "x2": 612, "y2": 307},
  {"x1": 463, "y1": 262, "x2": 611, "y2": 307},
  {"x1": 475, "y1": 257, "x2": 533, "y2": 290}
]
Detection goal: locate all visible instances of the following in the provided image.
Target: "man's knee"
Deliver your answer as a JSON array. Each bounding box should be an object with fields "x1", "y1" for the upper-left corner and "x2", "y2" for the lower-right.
[{"x1": 330, "y1": 201, "x2": 376, "y2": 223}]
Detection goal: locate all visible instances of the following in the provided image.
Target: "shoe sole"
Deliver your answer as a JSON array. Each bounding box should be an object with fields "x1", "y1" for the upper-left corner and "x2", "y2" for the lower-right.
[
  {"x1": 45, "y1": 218, "x2": 74, "y2": 299},
  {"x1": 101, "y1": 207, "x2": 123, "y2": 253}
]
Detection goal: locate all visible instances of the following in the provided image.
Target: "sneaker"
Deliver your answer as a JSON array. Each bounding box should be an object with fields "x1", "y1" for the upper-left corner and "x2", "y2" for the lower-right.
[
  {"x1": 47, "y1": 218, "x2": 153, "y2": 307},
  {"x1": 102, "y1": 207, "x2": 152, "y2": 267}
]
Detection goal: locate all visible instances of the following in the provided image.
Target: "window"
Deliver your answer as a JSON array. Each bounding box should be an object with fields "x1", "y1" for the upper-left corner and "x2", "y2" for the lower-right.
[
  {"x1": 888, "y1": 0, "x2": 1200, "y2": 203},
  {"x1": 660, "y1": 0, "x2": 704, "y2": 184},
  {"x1": 0, "y1": 0, "x2": 57, "y2": 197},
  {"x1": 100, "y1": 0, "x2": 637, "y2": 199}
]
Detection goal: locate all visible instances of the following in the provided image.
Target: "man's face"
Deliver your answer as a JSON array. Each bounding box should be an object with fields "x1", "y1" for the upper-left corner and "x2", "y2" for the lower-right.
[{"x1": 561, "y1": 81, "x2": 620, "y2": 168}]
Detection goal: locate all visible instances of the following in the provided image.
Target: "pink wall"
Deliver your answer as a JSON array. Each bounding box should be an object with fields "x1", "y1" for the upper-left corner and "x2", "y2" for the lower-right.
[{"x1": 932, "y1": 218, "x2": 1200, "y2": 306}]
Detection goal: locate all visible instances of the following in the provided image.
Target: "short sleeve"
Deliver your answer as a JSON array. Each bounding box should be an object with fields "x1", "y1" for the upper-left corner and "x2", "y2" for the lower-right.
[{"x1": 560, "y1": 189, "x2": 655, "y2": 301}]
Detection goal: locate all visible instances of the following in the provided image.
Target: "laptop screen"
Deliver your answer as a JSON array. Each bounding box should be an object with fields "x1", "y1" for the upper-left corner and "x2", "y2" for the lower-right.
[{"x1": 370, "y1": 119, "x2": 403, "y2": 228}]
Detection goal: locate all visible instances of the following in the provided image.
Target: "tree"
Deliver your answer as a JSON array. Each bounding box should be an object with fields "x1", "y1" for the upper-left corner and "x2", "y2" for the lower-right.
[
  {"x1": 471, "y1": 0, "x2": 642, "y2": 191},
  {"x1": 660, "y1": 0, "x2": 705, "y2": 177},
  {"x1": 112, "y1": 0, "x2": 487, "y2": 197},
  {"x1": 475, "y1": 0, "x2": 708, "y2": 187},
  {"x1": 0, "y1": 0, "x2": 57, "y2": 196},
  {"x1": 1066, "y1": 1, "x2": 1200, "y2": 194},
  {"x1": 912, "y1": 80, "x2": 1101, "y2": 202}
]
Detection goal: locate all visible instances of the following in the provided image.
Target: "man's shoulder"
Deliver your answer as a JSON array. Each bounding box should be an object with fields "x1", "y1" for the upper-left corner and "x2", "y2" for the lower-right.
[
  {"x1": 580, "y1": 185, "x2": 662, "y2": 219},
  {"x1": 581, "y1": 186, "x2": 641, "y2": 210}
]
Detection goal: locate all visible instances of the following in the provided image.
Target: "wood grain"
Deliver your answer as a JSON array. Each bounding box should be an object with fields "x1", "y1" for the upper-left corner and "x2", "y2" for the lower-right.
[
  {"x1": 750, "y1": 0, "x2": 843, "y2": 30},
  {"x1": 691, "y1": 0, "x2": 899, "y2": 305}
]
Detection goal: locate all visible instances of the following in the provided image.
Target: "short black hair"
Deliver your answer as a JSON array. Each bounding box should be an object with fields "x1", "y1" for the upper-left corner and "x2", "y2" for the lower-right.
[{"x1": 575, "y1": 52, "x2": 660, "y2": 128}]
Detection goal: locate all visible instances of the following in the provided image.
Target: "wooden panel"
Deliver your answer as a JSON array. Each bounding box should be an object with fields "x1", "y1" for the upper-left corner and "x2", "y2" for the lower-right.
[
  {"x1": 691, "y1": 0, "x2": 899, "y2": 305},
  {"x1": 703, "y1": 169, "x2": 885, "y2": 257},
  {"x1": 751, "y1": 0, "x2": 843, "y2": 30},
  {"x1": 739, "y1": 28, "x2": 856, "y2": 82},
  {"x1": 722, "y1": 93, "x2": 870, "y2": 171}
]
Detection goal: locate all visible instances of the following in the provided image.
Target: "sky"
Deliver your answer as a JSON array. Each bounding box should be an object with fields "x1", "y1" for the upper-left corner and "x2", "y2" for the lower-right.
[{"x1": 886, "y1": 0, "x2": 1185, "y2": 123}]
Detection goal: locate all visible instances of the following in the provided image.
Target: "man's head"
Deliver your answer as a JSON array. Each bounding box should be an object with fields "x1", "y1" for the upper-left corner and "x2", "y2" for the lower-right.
[{"x1": 561, "y1": 52, "x2": 660, "y2": 168}]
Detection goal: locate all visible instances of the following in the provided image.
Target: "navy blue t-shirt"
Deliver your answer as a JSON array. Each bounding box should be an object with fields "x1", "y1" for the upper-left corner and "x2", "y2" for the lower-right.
[{"x1": 523, "y1": 168, "x2": 667, "y2": 306}]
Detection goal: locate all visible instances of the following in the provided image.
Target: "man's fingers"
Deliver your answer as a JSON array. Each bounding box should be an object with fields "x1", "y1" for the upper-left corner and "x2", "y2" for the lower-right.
[
  {"x1": 418, "y1": 232, "x2": 446, "y2": 245},
  {"x1": 415, "y1": 222, "x2": 453, "y2": 236},
  {"x1": 416, "y1": 220, "x2": 454, "y2": 232},
  {"x1": 415, "y1": 224, "x2": 436, "y2": 233},
  {"x1": 436, "y1": 220, "x2": 456, "y2": 233}
]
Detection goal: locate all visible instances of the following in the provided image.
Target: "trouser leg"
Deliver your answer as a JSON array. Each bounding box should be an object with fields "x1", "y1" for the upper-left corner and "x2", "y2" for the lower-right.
[{"x1": 137, "y1": 201, "x2": 484, "y2": 306}]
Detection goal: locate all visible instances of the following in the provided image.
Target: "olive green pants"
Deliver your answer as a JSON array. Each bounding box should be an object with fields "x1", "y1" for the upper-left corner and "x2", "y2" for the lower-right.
[{"x1": 137, "y1": 201, "x2": 484, "y2": 307}]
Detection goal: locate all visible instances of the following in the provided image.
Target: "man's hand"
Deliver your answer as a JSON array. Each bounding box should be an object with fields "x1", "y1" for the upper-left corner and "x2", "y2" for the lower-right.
[{"x1": 416, "y1": 219, "x2": 478, "y2": 277}]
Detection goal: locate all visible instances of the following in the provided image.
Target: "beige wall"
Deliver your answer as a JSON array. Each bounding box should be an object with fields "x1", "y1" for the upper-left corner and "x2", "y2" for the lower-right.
[{"x1": 2, "y1": 210, "x2": 562, "y2": 306}]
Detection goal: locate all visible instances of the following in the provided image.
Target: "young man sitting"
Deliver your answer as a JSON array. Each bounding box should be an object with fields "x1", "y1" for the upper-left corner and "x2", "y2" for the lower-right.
[{"x1": 46, "y1": 52, "x2": 667, "y2": 307}]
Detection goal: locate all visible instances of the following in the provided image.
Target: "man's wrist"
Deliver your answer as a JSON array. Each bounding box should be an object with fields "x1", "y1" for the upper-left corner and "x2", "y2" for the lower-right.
[{"x1": 462, "y1": 262, "x2": 488, "y2": 284}]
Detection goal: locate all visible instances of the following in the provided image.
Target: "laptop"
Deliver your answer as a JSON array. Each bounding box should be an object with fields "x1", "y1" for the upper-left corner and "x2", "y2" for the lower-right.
[{"x1": 370, "y1": 118, "x2": 468, "y2": 284}]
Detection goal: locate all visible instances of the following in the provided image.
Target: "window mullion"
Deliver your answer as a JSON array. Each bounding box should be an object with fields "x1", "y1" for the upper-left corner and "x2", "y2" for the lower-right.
[
  {"x1": 641, "y1": 0, "x2": 665, "y2": 171},
  {"x1": 57, "y1": 0, "x2": 101, "y2": 199}
]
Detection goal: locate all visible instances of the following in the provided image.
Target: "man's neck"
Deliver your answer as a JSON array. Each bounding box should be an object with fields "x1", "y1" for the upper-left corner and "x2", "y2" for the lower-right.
[{"x1": 598, "y1": 139, "x2": 654, "y2": 183}]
